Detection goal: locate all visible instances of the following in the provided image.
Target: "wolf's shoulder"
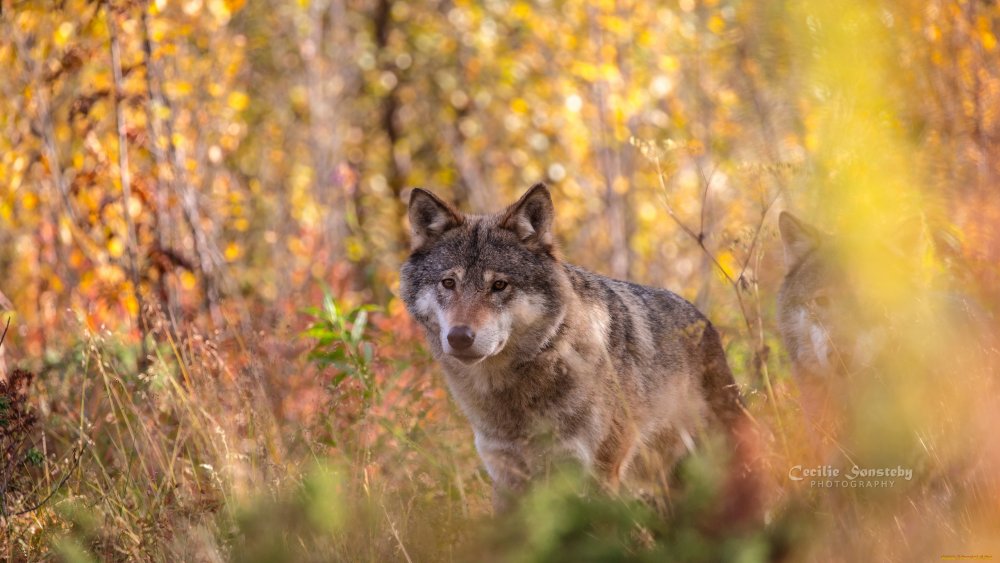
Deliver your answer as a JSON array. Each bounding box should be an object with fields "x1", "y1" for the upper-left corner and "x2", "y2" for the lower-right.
[{"x1": 561, "y1": 263, "x2": 704, "y2": 321}]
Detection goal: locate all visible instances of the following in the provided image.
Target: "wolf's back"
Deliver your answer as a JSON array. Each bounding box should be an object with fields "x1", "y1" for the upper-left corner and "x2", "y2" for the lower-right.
[{"x1": 563, "y1": 264, "x2": 742, "y2": 426}]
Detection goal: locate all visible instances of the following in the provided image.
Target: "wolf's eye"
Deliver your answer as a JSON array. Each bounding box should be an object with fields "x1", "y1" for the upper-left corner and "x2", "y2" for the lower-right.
[
  {"x1": 441, "y1": 278, "x2": 456, "y2": 290},
  {"x1": 491, "y1": 280, "x2": 508, "y2": 292},
  {"x1": 811, "y1": 295, "x2": 830, "y2": 309}
]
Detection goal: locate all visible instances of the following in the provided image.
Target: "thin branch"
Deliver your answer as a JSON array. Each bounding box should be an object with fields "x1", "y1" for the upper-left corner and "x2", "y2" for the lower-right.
[
  {"x1": 8, "y1": 445, "x2": 85, "y2": 518},
  {"x1": 653, "y1": 156, "x2": 736, "y2": 287},
  {"x1": 652, "y1": 153, "x2": 788, "y2": 451},
  {"x1": 382, "y1": 504, "x2": 414, "y2": 563},
  {"x1": 0, "y1": 316, "x2": 9, "y2": 379},
  {"x1": 697, "y1": 161, "x2": 719, "y2": 239},
  {"x1": 735, "y1": 181, "x2": 784, "y2": 285}
]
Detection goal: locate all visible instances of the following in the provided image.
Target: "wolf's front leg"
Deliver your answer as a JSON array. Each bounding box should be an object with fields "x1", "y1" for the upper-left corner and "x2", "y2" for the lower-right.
[{"x1": 474, "y1": 434, "x2": 531, "y2": 513}]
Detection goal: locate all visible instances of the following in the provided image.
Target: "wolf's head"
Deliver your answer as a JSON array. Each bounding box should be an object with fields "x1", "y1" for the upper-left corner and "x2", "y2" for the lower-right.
[
  {"x1": 776, "y1": 212, "x2": 883, "y2": 378},
  {"x1": 400, "y1": 184, "x2": 567, "y2": 367}
]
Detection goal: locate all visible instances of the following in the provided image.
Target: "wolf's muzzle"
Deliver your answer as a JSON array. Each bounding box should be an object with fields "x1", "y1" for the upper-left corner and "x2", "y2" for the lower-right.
[{"x1": 447, "y1": 325, "x2": 476, "y2": 351}]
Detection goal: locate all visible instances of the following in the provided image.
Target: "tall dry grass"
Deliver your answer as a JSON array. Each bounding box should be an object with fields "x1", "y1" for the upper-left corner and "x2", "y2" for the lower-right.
[{"x1": 1, "y1": 247, "x2": 996, "y2": 562}]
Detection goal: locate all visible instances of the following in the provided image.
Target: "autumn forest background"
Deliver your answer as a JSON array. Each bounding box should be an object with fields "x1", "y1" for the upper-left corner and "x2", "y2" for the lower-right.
[{"x1": 1, "y1": 0, "x2": 999, "y2": 560}]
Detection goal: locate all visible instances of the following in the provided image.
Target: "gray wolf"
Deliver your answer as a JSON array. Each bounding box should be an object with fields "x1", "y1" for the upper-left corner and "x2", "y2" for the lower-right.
[
  {"x1": 777, "y1": 211, "x2": 993, "y2": 380},
  {"x1": 400, "y1": 183, "x2": 744, "y2": 510},
  {"x1": 776, "y1": 211, "x2": 877, "y2": 379}
]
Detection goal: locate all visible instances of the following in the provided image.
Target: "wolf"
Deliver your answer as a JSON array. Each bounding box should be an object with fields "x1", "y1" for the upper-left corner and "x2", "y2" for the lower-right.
[
  {"x1": 776, "y1": 211, "x2": 877, "y2": 379},
  {"x1": 400, "y1": 183, "x2": 744, "y2": 510},
  {"x1": 776, "y1": 211, "x2": 993, "y2": 380}
]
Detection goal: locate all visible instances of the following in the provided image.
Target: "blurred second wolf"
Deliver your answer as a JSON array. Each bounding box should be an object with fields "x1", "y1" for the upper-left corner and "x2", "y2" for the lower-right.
[
  {"x1": 400, "y1": 184, "x2": 744, "y2": 511},
  {"x1": 777, "y1": 211, "x2": 993, "y2": 381}
]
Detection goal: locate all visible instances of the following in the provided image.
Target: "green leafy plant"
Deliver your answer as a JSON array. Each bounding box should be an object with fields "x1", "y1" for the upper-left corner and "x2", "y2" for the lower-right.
[{"x1": 302, "y1": 292, "x2": 381, "y2": 402}]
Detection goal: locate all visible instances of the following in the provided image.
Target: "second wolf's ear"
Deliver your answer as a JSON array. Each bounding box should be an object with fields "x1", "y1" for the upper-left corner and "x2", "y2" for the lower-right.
[
  {"x1": 500, "y1": 183, "x2": 555, "y2": 253},
  {"x1": 407, "y1": 188, "x2": 464, "y2": 250},
  {"x1": 778, "y1": 211, "x2": 821, "y2": 267}
]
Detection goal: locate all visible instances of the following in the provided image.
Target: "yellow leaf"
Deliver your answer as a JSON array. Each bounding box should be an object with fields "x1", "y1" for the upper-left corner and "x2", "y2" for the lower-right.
[
  {"x1": 70, "y1": 249, "x2": 84, "y2": 268},
  {"x1": 981, "y1": 30, "x2": 997, "y2": 52},
  {"x1": 154, "y1": 103, "x2": 171, "y2": 120},
  {"x1": 708, "y1": 15, "x2": 725, "y2": 34},
  {"x1": 49, "y1": 274, "x2": 64, "y2": 293},
  {"x1": 54, "y1": 22, "x2": 74, "y2": 47},
  {"x1": 80, "y1": 270, "x2": 95, "y2": 292},
  {"x1": 165, "y1": 80, "x2": 193, "y2": 98},
  {"x1": 716, "y1": 250, "x2": 738, "y2": 281},
  {"x1": 22, "y1": 192, "x2": 38, "y2": 211},
  {"x1": 511, "y1": 1, "x2": 531, "y2": 19},
  {"x1": 180, "y1": 271, "x2": 198, "y2": 290},
  {"x1": 228, "y1": 91, "x2": 249, "y2": 111},
  {"x1": 150, "y1": 19, "x2": 170, "y2": 42},
  {"x1": 638, "y1": 202, "x2": 657, "y2": 222},
  {"x1": 55, "y1": 122, "x2": 71, "y2": 142},
  {"x1": 123, "y1": 293, "x2": 138, "y2": 316},
  {"x1": 660, "y1": 55, "x2": 679, "y2": 73},
  {"x1": 224, "y1": 242, "x2": 241, "y2": 261},
  {"x1": 108, "y1": 238, "x2": 124, "y2": 258}
]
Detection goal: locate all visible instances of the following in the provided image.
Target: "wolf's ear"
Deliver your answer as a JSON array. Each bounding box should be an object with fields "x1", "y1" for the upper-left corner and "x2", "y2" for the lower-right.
[
  {"x1": 778, "y1": 211, "x2": 821, "y2": 267},
  {"x1": 500, "y1": 183, "x2": 555, "y2": 253},
  {"x1": 407, "y1": 188, "x2": 463, "y2": 250}
]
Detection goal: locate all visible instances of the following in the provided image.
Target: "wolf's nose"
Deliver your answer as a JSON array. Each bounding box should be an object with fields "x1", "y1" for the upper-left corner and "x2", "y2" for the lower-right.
[{"x1": 447, "y1": 326, "x2": 475, "y2": 350}]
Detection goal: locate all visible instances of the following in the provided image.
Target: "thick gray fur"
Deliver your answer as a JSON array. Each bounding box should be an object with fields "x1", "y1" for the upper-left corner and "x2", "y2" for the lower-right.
[{"x1": 400, "y1": 184, "x2": 743, "y2": 510}]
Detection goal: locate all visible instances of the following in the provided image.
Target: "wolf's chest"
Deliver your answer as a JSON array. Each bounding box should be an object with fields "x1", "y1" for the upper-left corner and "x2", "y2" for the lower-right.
[{"x1": 447, "y1": 355, "x2": 601, "y2": 442}]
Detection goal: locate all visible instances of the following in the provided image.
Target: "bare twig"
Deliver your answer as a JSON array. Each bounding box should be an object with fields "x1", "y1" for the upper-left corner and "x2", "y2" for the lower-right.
[
  {"x1": 651, "y1": 153, "x2": 787, "y2": 451},
  {"x1": 697, "y1": 161, "x2": 719, "y2": 239},
  {"x1": 8, "y1": 445, "x2": 84, "y2": 518},
  {"x1": 0, "y1": 364, "x2": 84, "y2": 524},
  {"x1": 382, "y1": 504, "x2": 414, "y2": 563},
  {"x1": 0, "y1": 316, "x2": 10, "y2": 378},
  {"x1": 652, "y1": 156, "x2": 737, "y2": 287},
  {"x1": 736, "y1": 185, "x2": 783, "y2": 285}
]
